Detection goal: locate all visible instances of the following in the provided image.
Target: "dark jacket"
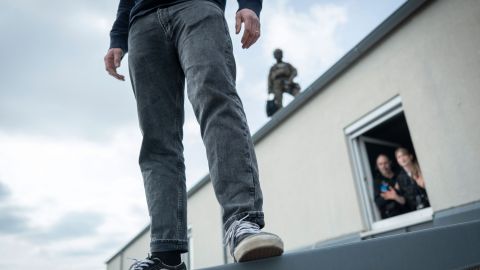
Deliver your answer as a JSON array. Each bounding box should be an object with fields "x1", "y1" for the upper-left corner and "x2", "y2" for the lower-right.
[
  {"x1": 373, "y1": 172, "x2": 406, "y2": 219},
  {"x1": 110, "y1": 0, "x2": 263, "y2": 53},
  {"x1": 396, "y1": 169, "x2": 430, "y2": 211}
]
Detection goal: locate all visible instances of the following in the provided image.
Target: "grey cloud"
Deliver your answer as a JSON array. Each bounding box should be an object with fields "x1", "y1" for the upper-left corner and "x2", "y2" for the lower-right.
[
  {"x1": 60, "y1": 237, "x2": 124, "y2": 257},
  {"x1": 0, "y1": 183, "x2": 105, "y2": 240},
  {"x1": 0, "y1": 205, "x2": 31, "y2": 234},
  {"x1": 28, "y1": 211, "x2": 104, "y2": 243},
  {"x1": 0, "y1": 182, "x2": 31, "y2": 234},
  {"x1": 60, "y1": 249, "x2": 101, "y2": 257},
  {"x1": 0, "y1": 1, "x2": 137, "y2": 141},
  {"x1": 0, "y1": 182, "x2": 11, "y2": 201}
]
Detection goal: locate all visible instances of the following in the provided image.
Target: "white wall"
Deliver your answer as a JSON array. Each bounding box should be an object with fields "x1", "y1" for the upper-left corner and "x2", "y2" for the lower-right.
[
  {"x1": 254, "y1": 0, "x2": 480, "y2": 249},
  {"x1": 106, "y1": 255, "x2": 121, "y2": 270},
  {"x1": 187, "y1": 180, "x2": 224, "y2": 268},
  {"x1": 385, "y1": 0, "x2": 480, "y2": 211},
  {"x1": 119, "y1": 231, "x2": 150, "y2": 270}
]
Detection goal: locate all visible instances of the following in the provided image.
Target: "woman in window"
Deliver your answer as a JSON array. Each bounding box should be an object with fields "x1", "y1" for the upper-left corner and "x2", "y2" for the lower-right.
[{"x1": 395, "y1": 147, "x2": 430, "y2": 211}]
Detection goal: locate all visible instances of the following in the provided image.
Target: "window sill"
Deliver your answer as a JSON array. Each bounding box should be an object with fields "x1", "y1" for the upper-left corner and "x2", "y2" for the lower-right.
[{"x1": 360, "y1": 207, "x2": 433, "y2": 237}]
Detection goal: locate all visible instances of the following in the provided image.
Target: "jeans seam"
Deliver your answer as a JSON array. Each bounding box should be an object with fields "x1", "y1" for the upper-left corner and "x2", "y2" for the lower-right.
[
  {"x1": 219, "y1": 16, "x2": 255, "y2": 206},
  {"x1": 175, "y1": 81, "x2": 183, "y2": 150},
  {"x1": 221, "y1": 18, "x2": 235, "y2": 74},
  {"x1": 150, "y1": 240, "x2": 189, "y2": 253},
  {"x1": 233, "y1": 92, "x2": 256, "y2": 207},
  {"x1": 175, "y1": 87, "x2": 184, "y2": 242},
  {"x1": 151, "y1": 238, "x2": 189, "y2": 243},
  {"x1": 156, "y1": 8, "x2": 171, "y2": 39},
  {"x1": 177, "y1": 187, "x2": 182, "y2": 241},
  {"x1": 245, "y1": 126, "x2": 256, "y2": 207}
]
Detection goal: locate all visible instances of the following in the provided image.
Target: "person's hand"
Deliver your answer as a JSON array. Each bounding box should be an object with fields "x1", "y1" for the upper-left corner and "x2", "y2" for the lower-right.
[
  {"x1": 381, "y1": 188, "x2": 398, "y2": 201},
  {"x1": 414, "y1": 174, "x2": 426, "y2": 188},
  {"x1": 235, "y1": 9, "x2": 260, "y2": 49},
  {"x1": 104, "y1": 48, "x2": 125, "y2": 81}
]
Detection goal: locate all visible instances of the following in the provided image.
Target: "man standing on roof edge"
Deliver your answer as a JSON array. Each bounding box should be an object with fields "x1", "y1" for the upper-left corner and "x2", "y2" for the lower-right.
[{"x1": 104, "y1": 0, "x2": 284, "y2": 269}]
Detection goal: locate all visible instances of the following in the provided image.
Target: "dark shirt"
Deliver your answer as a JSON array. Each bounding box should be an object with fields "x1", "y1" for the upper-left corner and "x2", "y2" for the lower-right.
[
  {"x1": 110, "y1": 0, "x2": 263, "y2": 53},
  {"x1": 373, "y1": 171, "x2": 406, "y2": 219},
  {"x1": 396, "y1": 169, "x2": 430, "y2": 211}
]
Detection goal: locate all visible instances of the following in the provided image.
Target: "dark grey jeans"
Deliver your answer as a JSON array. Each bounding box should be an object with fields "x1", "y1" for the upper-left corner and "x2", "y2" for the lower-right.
[{"x1": 127, "y1": 0, "x2": 264, "y2": 253}]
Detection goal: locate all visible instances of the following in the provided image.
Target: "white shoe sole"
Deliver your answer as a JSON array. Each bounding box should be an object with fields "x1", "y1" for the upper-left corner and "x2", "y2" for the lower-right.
[{"x1": 234, "y1": 233, "x2": 284, "y2": 262}]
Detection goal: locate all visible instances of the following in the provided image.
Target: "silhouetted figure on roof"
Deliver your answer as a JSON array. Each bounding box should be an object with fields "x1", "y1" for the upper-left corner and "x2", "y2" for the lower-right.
[{"x1": 266, "y1": 49, "x2": 301, "y2": 117}]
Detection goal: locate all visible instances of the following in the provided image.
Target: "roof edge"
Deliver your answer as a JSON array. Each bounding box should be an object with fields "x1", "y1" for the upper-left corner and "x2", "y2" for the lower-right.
[
  {"x1": 105, "y1": 175, "x2": 211, "y2": 264},
  {"x1": 105, "y1": 224, "x2": 150, "y2": 264}
]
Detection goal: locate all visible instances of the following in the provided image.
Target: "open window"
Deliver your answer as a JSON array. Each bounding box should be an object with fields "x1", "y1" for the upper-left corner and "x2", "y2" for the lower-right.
[{"x1": 345, "y1": 96, "x2": 432, "y2": 234}]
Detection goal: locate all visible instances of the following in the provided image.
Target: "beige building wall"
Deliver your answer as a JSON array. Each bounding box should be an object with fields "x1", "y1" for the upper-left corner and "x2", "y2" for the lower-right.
[
  {"x1": 383, "y1": 0, "x2": 480, "y2": 211},
  {"x1": 255, "y1": 0, "x2": 480, "y2": 250},
  {"x1": 107, "y1": 181, "x2": 225, "y2": 270},
  {"x1": 106, "y1": 255, "x2": 121, "y2": 270},
  {"x1": 186, "y1": 180, "x2": 224, "y2": 268},
  {"x1": 120, "y1": 231, "x2": 150, "y2": 270},
  {"x1": 326, "y1": 0, "x2": 480, "y2": 212},
  {"x1": 107, "y1": 1, "x2": 480, "y2": 269}
]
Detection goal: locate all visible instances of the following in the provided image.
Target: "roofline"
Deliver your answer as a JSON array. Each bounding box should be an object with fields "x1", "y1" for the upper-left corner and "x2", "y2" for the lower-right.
[
  {"x1": 187, "y1": 174, "x2": 211, "y2": 197},
  {"x1": 105, "y1": 224, "x2": 151, "y2": 263},
  {"x1": 105, "y1": 175, "x2": 211, "y2": 264},
  {"x1": 105, "y1": 0, "x2": 431, "y2": 264}
]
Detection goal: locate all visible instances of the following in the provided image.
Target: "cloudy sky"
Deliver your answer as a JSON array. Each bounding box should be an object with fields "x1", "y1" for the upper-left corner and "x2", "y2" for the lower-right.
[{"x1": 0, "y1": 0, "x2": 404, "y2": 269}]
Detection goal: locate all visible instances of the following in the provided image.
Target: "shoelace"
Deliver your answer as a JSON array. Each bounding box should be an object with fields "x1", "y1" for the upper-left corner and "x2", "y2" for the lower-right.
[
  {"x1": 128, "y1": 257, "x2": 159, "y2": 270},
  {"x1": 224, "y1": 215, "x2": 261, "y2": 256}
]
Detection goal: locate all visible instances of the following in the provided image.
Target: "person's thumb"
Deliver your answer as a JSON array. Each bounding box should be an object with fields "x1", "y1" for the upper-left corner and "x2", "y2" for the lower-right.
[
  {"x1": 235, "y1": 12, "x2": 242, "y2": 34},
  {"x1": 114, "y1": 49, "x2": 123, "y2": 68}
]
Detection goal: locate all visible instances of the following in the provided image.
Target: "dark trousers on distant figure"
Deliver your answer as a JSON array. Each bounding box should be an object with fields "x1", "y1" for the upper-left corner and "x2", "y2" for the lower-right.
[{"x1": 128, "y1": 0, "x2": 264, "y2": 253}]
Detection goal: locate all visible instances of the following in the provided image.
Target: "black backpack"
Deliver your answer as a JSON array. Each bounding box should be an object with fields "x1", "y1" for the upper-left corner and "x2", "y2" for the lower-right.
[{"x1": 266, "y1": 100, "x2": 279, "y2": 117}]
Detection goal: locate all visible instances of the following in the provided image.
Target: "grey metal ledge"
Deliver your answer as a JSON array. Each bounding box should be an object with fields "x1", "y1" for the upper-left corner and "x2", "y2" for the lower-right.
[{"x1": 200, "y1": 220, "x2": 480, "y2": 270}]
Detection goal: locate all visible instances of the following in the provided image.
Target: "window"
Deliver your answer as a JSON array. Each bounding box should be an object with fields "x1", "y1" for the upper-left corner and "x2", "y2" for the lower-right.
[{"x1": 345, "y1": 96, "x2": 432, "y2": 234}]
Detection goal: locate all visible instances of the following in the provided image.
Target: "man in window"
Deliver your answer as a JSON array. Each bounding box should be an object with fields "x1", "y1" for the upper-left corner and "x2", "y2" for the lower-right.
[{"x1": 373, "y1": 154, "x2": 406, "y2": 219}]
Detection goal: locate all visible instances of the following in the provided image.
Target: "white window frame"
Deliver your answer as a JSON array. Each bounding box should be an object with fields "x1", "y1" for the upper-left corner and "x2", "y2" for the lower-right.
[
  {"x1": 182, "y1": 226, "x2": 194, "y2": 270},
  {"x1": 345, "y1": 96, "x2": 433, "y2": 234}
]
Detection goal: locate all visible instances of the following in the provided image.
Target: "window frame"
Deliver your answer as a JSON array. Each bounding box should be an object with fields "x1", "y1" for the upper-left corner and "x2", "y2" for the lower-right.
[
  {"x1": 345, "y1": 95, "x2": 433, "y2": 233},
  {"x1": 182, "y1": 226, "x2": 194, "y2": 270}
]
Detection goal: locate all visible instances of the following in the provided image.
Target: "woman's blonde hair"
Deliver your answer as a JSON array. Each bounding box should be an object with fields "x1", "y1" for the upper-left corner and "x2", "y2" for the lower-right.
[{"x1": 395, "y1": 147, "x2": 421, "y2": 179}]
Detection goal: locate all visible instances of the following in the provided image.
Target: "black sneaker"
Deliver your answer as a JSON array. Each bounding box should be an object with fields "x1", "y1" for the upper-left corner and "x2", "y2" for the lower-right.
[
  {"x1": 224, "y1": 216, "x2": 284, "y2": 262},
  {"x1": 128, "y1": 255, "x2": 186, "y2": 270}
]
